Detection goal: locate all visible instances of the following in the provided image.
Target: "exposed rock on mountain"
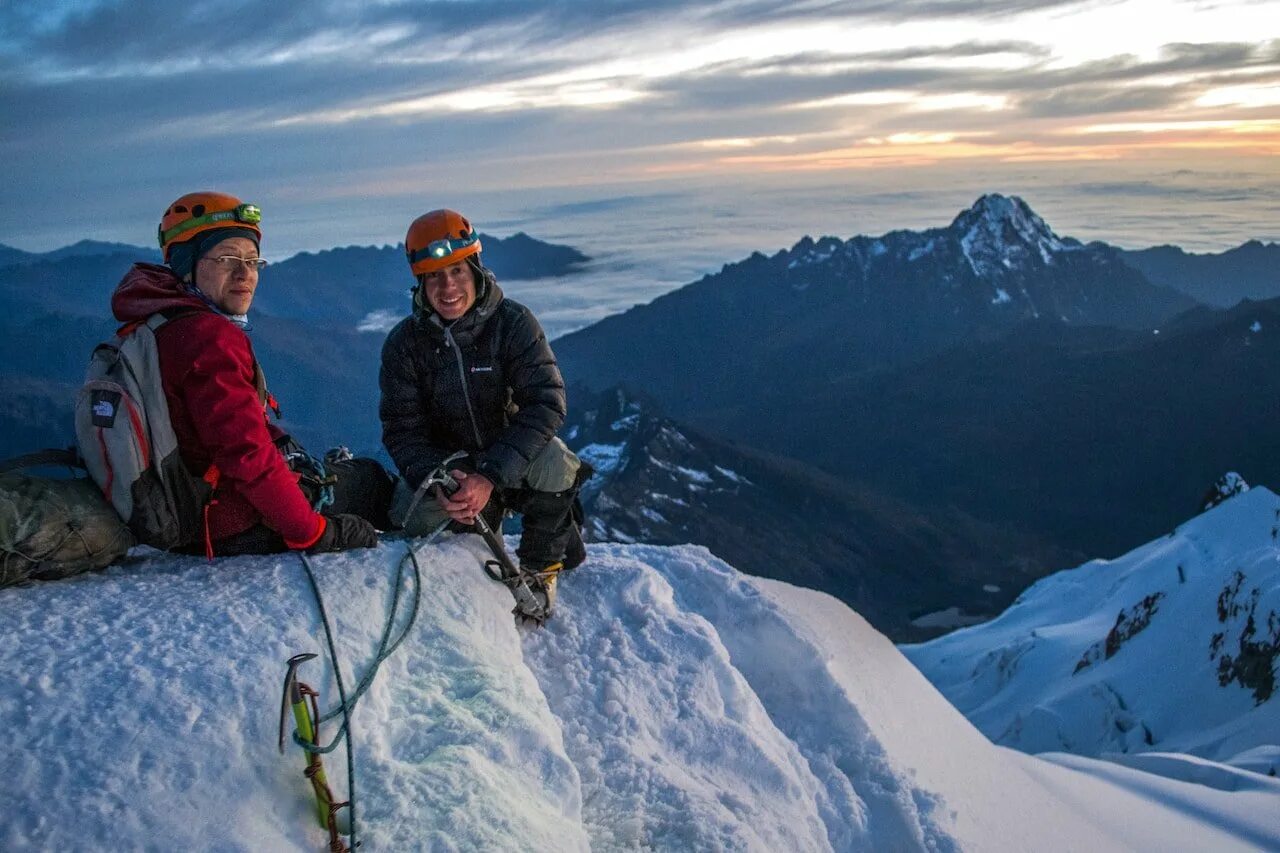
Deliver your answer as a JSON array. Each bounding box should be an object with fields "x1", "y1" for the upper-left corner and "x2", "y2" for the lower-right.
[
  {"x1": 562, "y1": 386, "x2": 1073, "y2": 641},
  {"x1": 905, "y1": 487, "x2": 1280, "y2": 765}
]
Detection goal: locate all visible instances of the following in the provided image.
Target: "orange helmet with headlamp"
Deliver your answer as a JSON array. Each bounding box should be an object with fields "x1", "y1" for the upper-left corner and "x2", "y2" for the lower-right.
[
  {"x1": 158, "y1": 191, "x2": 262, "y2": 261},
  {"x1": 405, "y1": 209, "x2": 482, "y2": 276}
]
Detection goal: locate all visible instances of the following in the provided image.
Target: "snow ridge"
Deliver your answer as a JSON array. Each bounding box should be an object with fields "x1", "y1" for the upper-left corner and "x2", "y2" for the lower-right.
[
  {"x1": 906, "y1": 487, "x2": 1280, "y2": 766},
  {"x1": 3, "y1": 537, "x2": 1278, "y2": 851}
]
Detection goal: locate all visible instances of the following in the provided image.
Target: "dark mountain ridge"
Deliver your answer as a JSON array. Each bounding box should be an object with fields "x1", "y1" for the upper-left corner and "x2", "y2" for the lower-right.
[
  {"x1": 710, "y1": 296, "x2": 1280, "y2": 557},
  {"x1": 563, "y1": 386, "x2": 1074, "y2": 641},
  {"x1": 0, "y1": 240, "x2": 160, "y2": 268},
  {"x1": 1119, "y1": 240, "x2": 1280, "y2": 307},
  {"x1": 554, "y1": 194, "x2": 1196, "y2": 418}
]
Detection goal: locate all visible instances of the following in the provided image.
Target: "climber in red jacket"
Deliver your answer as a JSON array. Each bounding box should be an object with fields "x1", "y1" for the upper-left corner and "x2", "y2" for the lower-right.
[{"x1": 109, "y1": 190, "x2": 392, "y2": 555}]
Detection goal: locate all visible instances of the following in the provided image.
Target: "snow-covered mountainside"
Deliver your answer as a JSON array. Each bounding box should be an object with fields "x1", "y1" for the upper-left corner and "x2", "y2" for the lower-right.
[
  {"x1": 4, "y1": 539, "x2": 1279, "y2": 851},
  {"x1": 905, "y1": 486, "x2": 1280, "y2": 768}
]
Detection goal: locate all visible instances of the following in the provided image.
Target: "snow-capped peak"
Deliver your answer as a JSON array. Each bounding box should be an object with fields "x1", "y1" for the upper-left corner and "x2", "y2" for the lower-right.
[{"x1": 951, "y1": 193, "x2": 1067, "y2": 275}]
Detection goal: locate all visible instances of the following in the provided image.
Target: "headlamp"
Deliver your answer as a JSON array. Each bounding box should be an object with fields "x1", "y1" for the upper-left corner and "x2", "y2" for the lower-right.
[{"x1": 408, "y1": 232, "x2": 479, "y2": 266}]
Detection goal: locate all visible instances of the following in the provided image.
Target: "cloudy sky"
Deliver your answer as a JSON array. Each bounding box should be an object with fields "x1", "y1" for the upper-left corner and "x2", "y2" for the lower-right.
[{"x1": 2, "y1": 0, "x2": 1277, "y2": 262}]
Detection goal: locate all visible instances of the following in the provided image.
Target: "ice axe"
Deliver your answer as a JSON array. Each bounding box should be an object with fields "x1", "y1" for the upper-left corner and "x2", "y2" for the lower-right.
[
  {"x1": 405, "y1": 452, "x2": 552, "y2": 624},
  {"x1": 278, "y1": 653, "x2": 351, "y2": 850}
]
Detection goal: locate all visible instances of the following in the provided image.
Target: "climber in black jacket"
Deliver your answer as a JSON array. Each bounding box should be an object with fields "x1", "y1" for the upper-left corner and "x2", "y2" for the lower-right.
[{"x1": 379, "y1": 208, "x2": 587, "y2": 603}]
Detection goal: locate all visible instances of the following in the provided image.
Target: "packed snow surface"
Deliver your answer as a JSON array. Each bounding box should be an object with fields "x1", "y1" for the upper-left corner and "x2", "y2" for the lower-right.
[
  {"x1": 906, "y1": 487, "x2": 1280, "y2": 767},
  {"x1": 3, "y1": 538, "x2": 1278, "y2": 851}
]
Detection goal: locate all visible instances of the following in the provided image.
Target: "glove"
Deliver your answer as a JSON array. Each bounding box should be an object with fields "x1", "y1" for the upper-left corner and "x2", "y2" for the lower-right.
[{"x1": 308, "y1": 513, "x2": 378, "y2": 553}]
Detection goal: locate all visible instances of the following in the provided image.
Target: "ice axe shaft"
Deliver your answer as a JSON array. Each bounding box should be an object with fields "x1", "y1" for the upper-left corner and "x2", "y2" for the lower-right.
[
  {"x1": 422, "y1": 456, "x2": 550, "y2": 623},
  {"x1": 473, "y1": 512, "x2": 550, "y2": 624},
  {"x1": 472, "y1": 513, "x2": 517, "y2": 574}
]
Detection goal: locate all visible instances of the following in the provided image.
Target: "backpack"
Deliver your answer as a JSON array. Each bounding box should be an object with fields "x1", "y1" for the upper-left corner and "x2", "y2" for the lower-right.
[
  {"x1": 0, "y1": 450, "x2": 134, "y2": 589},
  {"x1": 74, "y1": 312, "x2": 213, "y2": 550}
]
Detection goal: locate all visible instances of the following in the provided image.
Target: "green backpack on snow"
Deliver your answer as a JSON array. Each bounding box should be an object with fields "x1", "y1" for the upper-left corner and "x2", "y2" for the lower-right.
[{"x1": 0, "y1": 452, "x2": 133, "y2": 589}]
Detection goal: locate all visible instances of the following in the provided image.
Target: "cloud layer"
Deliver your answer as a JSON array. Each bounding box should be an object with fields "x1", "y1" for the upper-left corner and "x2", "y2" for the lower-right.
[{"x1": 2, "y1": 0, "x2": 1277, "y2": 254}]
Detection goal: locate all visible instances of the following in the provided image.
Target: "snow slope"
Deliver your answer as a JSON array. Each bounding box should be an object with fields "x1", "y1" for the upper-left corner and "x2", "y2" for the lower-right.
[
  {"x1": 3, "y1": 537, "x2": 1277, "y2": 851},
  {"x1": 905, "y1": 487, "x2": 1280, "y2": 768}
]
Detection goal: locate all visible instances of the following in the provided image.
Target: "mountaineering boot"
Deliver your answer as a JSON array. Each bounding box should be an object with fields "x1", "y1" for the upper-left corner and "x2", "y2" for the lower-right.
[{"x1": 521, "y1": 559, "x2": 565, "y2": 614}]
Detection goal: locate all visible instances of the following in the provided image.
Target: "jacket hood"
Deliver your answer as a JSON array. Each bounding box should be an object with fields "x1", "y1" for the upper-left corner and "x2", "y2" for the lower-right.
[
  {"x1": 111, "y1": 262, "x2": 210, "y2": 324},
  {"x1": 413, "y1": 265, "x2": 505, "y2": 346}
]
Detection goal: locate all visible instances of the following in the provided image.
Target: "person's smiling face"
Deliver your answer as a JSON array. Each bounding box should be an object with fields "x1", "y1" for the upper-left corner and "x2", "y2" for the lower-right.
[{"x1": 421, "y1": 260, "x2": 476, "y2": 321}]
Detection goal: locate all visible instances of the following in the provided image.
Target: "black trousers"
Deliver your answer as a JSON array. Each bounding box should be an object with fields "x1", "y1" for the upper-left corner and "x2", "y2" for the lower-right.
[{"x1": 186, "y1": 456, "x2": 396, "y2": 557}]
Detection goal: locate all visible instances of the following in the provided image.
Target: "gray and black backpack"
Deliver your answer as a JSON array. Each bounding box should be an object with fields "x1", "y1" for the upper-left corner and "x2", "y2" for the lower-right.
[{"x1": 74, "y1": 311, "x2": 213, "y2": 550}]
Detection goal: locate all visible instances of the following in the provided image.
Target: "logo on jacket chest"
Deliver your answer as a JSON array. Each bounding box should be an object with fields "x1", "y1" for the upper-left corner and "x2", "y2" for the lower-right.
[{"x1": 469, "y1": 365, "x2": 494, "y2": 374}]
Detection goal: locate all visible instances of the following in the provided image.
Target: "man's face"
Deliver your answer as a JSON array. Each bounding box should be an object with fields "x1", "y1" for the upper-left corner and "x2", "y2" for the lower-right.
[
  {"x1": 195, "y1": 236, "x2": 261, "y2": 315},
  {"x1": 422, "y1": 260, "x2": 476, "y2": 321}
]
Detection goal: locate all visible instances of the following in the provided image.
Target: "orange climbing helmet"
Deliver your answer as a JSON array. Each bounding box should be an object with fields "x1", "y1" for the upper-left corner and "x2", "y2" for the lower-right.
[
  {"x1": 158, "y1": 191, "x2": 262, "y2": 261},
  {"x1": 405, "y1": 209, "x2": 482, "y2": 276}
]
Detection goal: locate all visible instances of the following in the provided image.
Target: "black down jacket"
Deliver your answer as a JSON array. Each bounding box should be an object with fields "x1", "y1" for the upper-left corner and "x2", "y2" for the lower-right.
[{"x1": 379, "y1": 268, "x2": 566, "y2": 490}]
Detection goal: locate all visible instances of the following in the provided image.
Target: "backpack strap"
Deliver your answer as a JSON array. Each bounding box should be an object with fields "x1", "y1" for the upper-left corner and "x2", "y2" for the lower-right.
[
  {"x1": 148, "y1": 308, "x2": 201, "y2": 331},
  {"x1": 117, "y1": 308, "x2": 201, "y2": 339},
  {"x1": 140, "y1": 309, "x2": 281, "y2": 418},
  {"x1": 0, "y1": 448, "x2": 84, "y2": 474}
]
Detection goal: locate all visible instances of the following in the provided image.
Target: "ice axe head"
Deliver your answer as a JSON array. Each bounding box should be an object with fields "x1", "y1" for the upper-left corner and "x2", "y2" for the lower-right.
[
  {"x1": 278, "y1": 653, "x2": 318, "y2": 753},
  {"x1": 423, "y1": 450, "x2": 469, "y2": 497}
]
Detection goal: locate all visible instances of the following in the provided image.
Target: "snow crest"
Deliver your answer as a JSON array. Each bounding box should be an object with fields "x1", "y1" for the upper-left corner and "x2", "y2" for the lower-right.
[
  {"x1": 952, "y1": 193, "x2": 1066, "y2": 276},
  {"x1": 3, "y1": 538, "x2": 1276, "y2": 851},
  {"x1": 906, "y1": 487, "x2": 1280, "y2": 767}
]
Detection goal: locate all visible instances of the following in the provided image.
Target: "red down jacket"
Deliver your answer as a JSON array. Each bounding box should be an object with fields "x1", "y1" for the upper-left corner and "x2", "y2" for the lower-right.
[{"x1": 111, "y1": 263, "x2": 324, "y2": 548}]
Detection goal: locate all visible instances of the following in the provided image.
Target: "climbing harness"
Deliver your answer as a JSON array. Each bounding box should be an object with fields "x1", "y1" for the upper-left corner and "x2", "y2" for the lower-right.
[{"x1": 286, "y1": 448, "x2": 336, "y2": 512}]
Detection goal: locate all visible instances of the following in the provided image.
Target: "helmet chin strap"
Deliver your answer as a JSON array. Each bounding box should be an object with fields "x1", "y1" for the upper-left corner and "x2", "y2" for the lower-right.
[{"x1": 467, "y1": 256, "x2": 487, "y2": 301}]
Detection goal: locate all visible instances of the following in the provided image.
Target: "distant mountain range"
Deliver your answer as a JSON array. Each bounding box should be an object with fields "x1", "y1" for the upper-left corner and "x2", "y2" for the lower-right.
[
  {"x1": 0, "y1": 233, "x2": 587, "y2": 325},
  {"x1": 554, "y1": 195, "x2": 1280, "y2": 561},
  {"x1": 0, "y1": 239, "x2": 162, "y2": 268},
  {"x1": 1120, "y1": 240, "x2": 1280, "y2": 308},
  {"x1": 0, "y1": 232, "x2": 589, "y2": 460},
  {"x1": 554, "y1": 194, "x2": 1198, "y2": 417}
]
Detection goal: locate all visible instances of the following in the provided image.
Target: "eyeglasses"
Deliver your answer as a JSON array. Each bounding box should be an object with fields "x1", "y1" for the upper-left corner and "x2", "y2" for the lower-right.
[
  {"x1": 201, "y1": 255, "x2": 268, "y2": 272},
  {"x1": 158, "y1": 203, "x2": 263, "y2": 247},
  {"x1": 407, "y1": 232, "x2": 478, "y2": 265}
]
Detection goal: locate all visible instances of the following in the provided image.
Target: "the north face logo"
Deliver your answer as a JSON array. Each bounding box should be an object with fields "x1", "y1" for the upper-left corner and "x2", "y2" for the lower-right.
[{"x1": 89, "y1": 389, "x2": 122, "y2": 428}]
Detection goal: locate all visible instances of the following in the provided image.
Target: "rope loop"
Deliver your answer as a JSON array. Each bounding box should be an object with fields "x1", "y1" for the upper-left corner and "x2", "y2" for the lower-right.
[{"x1": 289, "y1": 519, "x2": 447, "y2": 847}]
